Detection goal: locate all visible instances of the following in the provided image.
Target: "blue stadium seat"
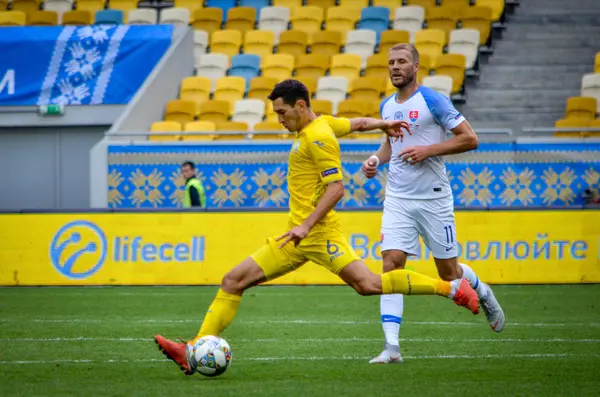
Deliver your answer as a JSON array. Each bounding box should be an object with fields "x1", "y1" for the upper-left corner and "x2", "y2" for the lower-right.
[
  {"x1": 358, "y1": 7, "x2": 390, "y2": 43},
  {"x1": 239, "y1": 0, "x2": 269, "y2": 16},
  {"x1": 229, "y1": 54, "x2": 261, "y2": 92},
  {"x1": 95, "y1": 10, "x2": 124, "y2": 25},
  {"x1": 206, "y1": 0, "x2": 236, "y2": 21}
]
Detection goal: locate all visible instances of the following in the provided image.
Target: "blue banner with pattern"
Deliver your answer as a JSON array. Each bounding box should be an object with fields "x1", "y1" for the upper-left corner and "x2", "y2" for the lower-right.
[
  {"x1": 0, "y1": 25, "x2": 173, "y2": 105},
  {"x1": 106, "y1": 142, "x2": 600, "y2": 209}
]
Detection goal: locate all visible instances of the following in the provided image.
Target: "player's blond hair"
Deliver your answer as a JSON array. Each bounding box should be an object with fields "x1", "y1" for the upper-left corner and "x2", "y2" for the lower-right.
[{"x1": 390, "y1": 43, "x2": 420, "y2": 63}]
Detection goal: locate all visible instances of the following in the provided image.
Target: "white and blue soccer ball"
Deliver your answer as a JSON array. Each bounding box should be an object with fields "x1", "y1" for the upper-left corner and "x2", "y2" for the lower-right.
[{"x1": 189, "y1": 335, "x2": 232, "y2": 377}]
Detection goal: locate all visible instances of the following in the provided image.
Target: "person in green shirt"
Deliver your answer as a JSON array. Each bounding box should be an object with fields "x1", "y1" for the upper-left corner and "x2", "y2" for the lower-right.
[{"x1": 181, "y1": 161, "x2": 206, "y2": 209}]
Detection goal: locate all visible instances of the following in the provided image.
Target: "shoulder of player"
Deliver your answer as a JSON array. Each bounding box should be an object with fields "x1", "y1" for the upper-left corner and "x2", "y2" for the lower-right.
[
  {"x1": 418, "y1": 85, "x2": 449, "y2": 109},
  {"x1": 379, "y1": 93, "x2": 396, "y2": 116}
]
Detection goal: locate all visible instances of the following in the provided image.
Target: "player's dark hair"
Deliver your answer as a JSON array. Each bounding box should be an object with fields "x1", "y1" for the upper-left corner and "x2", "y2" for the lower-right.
[
  {"x1": 390, "y1": 43, "x2": 420, "y2": 63},
  {"x1": 181, "y1": 161, "x2": 195, "y2": 169},
  {"x1": 268, "y1": 79, "x2": 311, "y2": 108}
]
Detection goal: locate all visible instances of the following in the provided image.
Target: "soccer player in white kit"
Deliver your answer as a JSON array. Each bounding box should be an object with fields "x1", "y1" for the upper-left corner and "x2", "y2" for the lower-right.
[{"x1": 363, "y1": 44, "x2": 506, "y2": 364}]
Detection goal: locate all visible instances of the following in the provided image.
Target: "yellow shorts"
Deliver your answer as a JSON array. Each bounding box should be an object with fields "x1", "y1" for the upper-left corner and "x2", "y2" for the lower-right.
[{"x1": 250, "y1": 227, "x2": 360, "y2": 280}]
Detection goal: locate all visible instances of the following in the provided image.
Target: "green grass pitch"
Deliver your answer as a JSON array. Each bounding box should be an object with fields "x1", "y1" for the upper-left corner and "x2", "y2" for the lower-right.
[{"x1": 1, "y1": 285, "x2": 599, "y2": 396}]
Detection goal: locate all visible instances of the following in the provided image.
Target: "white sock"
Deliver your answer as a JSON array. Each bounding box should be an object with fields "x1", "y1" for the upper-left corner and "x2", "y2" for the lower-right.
[
  {"x1": 380, "y1": 294, "x2": 403, "y2": 348},
  {"x1": 459, "y1": 263, "x2": 487, "y2": 299}
]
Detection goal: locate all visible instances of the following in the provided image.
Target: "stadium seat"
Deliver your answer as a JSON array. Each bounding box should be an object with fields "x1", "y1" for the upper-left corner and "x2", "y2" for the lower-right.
[
  {"x1": 565, "y1": 97, "x2": 598, "y2": 121},
  {"x1": 307, "y1": 0, "x2": 335, "y2": 10},
  {"x1": 244, "y1": 30, "x2": 275, "y2": 57},
  {"x1": 206, "y1": 0, "x2": 235, "y2": 22},
  {"x1": 232, "y1": 99, "x2": 265, "y2": 129},
  {"x1": 365, "y1": 54, "x2": 388, "y2": 78},
  {"x1": 290, "y1": 6, "x2": 324, "y2": 42},
  {"x1": 415, "y1": 29, "x2": 445, "y2": 65},
  {"x1": 277, "y1": 30, "x2": 308, "y2": 57},
  {"x1": 182, "y1": 121, "x2": 216, "y2": 141},
  {"x1": 225, "y1": 7, "x2": 256, "y2": 33},
  {"x1": 74, "y1": 0, "x2": 103, "y2": 15},
  {"x1": 195, "y1": 53, "x2": 230, "y2": 92},
  {"x1": 239, "y1": 0, "x2": 269, "y2": 14},
  {"x1": 444, "y1": 0, "x2": 472, "y2": 7},
  {"x1": 422, "y1": 75, "x2": 452, "y2": 98},
  {"x1": 264, "y1": 99, "x2": 278, "y2": 122},
  {"x1": 258, "y1": 6, "x2": 290, "y2": 44},
  {"x1": 164, "y1": 100, "x2": 196, "y2": 125},
  {"x1": 385, "y1": 78, "x2": 396, "y2": 96},
  {"x1": 316, "y1": 76, "x2": 349, "y2": 114},
  {"x1": 311, "y1": 30, "x2": 342, "y2": 57},
  {"x1": 43, "y1": 0, "x2": 72, "y2": 23},
  {"x1": 434, "y1": 53, "x2": 466, "y2": 94},
  {"x1": 214, "y1": 77, "x2": 246, "y2": 114},
  {"x1": 589, "y1": 119, "x2": 600, "y2": 136},
  {"x1": 373, "y1": 0, "x2": 401, "y2": 13},
  {"x1": 477, "y1": 0, "x2": 504, "y2": 22},
  {"x1": 339, "y1": 0, "x2": 368, "y2": 8},
  {"x1": 95, "y1": 9, "x2": 123, "y2": 25},
  {"x1": 337, "y1": 99, "x2": 372, "y2": 118},
  {"x1": 180, "y1": 76, "x2": 212, "y2": 114},
  {"x1": 595, "y1": 53, "x2": 600, "y2": 73},
  {"x1": 345, "y1": 29, "x2": 377, "y2": 68},
  {"x1": 150, "y1": 121, "x2": 182, "y2": 141},
  {"x1": 554, "y1": 118, "x2": 590, "y2": 138},
  {"x1": 248, "y1": 77, "x2": 278, "y2": 100},
  {"x1": 262, "y1": 54, "x2": 295, "y2": 81},
  {"x1": 215, "y1": 122, "x2": 249, "y2": 140},
  {"x1": 199, "y1": 100, "x2": 230, "y2": 125},
  {"x1": 296, "y1": 54, "x2": 330, "y2": 80},
  {"x1": 193, "y1": 30, "x2": 209, "y2": 66},
  {"x1": 448, "y1": 28, "x2": 480, "y2": 70},
  {"x1": 417, "y1": 53, "x2": 432, "y2": 84},
  {"x1": 11, "y1": 0, "x2": 41, "y2": 16},
  {"x1": 393, "y1": 6, "x2": 425, "y2": 42},
  {"x1": 253, "y1": 121, "x2": 286, "y2": 132},
  {"x1": 358, "y1": 6, "x2": 390, "y2": 43},
  {"x1": 230, "y1": 54, "x2": 261, "y2": 92},
  {"x1": 406, "y1": 0, "x2": 436, "y2": 9},
  {"x1": 325, "y1": 6, "x2": 361, "y2": 43},
  {"x1": 109, "y1": 0, "x2": 136, "y2": 21},
  {"x1": 174, "y1": 0, "x2": 203, "y2": 15},
  {"x1": 159, "y1": 7, "x2": 190, "y2": 27},
  {"x1": 311, "y1": 99, "x2": 333, "y2": 115},
  {"x1": 461, "y1": 6, "x2": 492, "y2": 46},
  {"x1": 273, "y1": 0, "x2": 302, "y2": 10},
  {"x1": 581, "y1": 74, "x2": 600, "y2": 113},
  {"x1": 128, "y1": 9, "x2": 157, "y2": 24},
  {"x1": 211, "y1": 30, "x2": 242, "y2": 58},
  {"x1": 29, "y1": 10, "x2": 58, "y2": 25},
  {"x1": 426, "y1": 6, "x2": 460, "y2": 41},
  {"x1": 330, "y1": 53, "x2": 362, "y2": 80},
  {"x1": 379, "y1": 30, "x2": 410, "y2": 54},
  {"x1": 349, "y1": 76, "x2": 386, "y2": 102},
  {"x1": 62, "y1": 10, "x2": 92, "y2": 25},
  {"x1": 191, "y1": 8, "x2": 222, "y2": 36},
  {"x1": 296, "y1": 76, "x2": 317, "y2": 95}
]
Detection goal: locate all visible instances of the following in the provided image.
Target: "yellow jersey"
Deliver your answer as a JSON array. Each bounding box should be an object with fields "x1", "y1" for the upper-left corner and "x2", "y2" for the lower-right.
[{"x1": 287, "y1": 115, "x2": 352, "y2": 229}]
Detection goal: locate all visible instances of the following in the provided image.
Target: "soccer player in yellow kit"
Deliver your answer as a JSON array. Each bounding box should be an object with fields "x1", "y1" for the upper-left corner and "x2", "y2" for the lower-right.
[{"x1": 155, "y1": 80, "x2": 479, "y2": 375}]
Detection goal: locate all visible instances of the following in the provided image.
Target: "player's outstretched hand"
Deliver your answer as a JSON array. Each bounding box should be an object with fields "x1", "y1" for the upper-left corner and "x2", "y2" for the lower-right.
[
  {"x1": 382, "y1": 120, "x2": 411, "y2": 142},
  {"x1": 399, "y1": 145, "x2": 433, "y2": 165},
  {"x1": 362, "y1": 157, "x2": 378, "y2": 179},
  {"x1": 276, "y1": 224, "x2": 310, "y2": 248}
]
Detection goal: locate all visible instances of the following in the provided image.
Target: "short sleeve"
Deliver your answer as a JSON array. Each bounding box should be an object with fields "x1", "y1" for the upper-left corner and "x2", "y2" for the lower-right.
[
  {"x1": 322, "y1": 115, "x2": 352, "y2": 138},
  {"x1": 307, "y1": 132, "x2": 343, "y2": 185},
  {"x1": 421, "y1": 87, "x2": 465, "y2": 131}
]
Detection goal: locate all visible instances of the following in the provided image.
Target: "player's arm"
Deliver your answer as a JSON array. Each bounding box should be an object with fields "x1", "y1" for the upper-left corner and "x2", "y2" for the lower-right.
[
  {"x1": 326, "y1": 116, "x2": 410, "y2": 141},
  {"x1": 370, "y1": 138, "x2": 392, "y2": 166},
  {"x1": 303, "y1": 180, "x2": 344, "y2": 230},
  {"x1": 427, "y1": 120, "x2": 478, "y2": 157}
]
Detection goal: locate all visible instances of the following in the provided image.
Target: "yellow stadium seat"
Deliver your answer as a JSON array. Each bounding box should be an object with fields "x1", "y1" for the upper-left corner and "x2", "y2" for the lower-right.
[
  {"x1": 62, "y1": 10, "x2": 92, "y2": 25},
  {"x1": 75, "y1": 0, "x2": 104, "y2": 15},
  {"x1": 164, "y1": 99, "x2": 196, "y2": 125},
  {"x1": 273, "y1": 0, "x2": 302, "y2": 11},
  {"x1": 11, "y1": 0, "x2": 41, "y2": 17},
  {"x1": 264, "y1": 100, "x2": 278, "y2": 122},
  {"x1": 174, "y1": 0, "x2": 203, "y2": 15},
  {"x1": 150, "y1": 121, "x2": 182, "y2": 141},
  {"x1": 262, "y1": 54, "x2": 295, "y2": 81},
  {"x1": 461, "y1": 6, "x2": 492, "y2": 45},
  {"x1": 110, "y1": 0, "x2": 138, "y2": 21},
  {"x1": 295, "y1": 76, "x2": 317, "y2": 94},
  {"x1": 406, "y1": 0, "x2": 436, "y2": 10},
  {"x1": 325, "y1": 6, "x2": 360, "y2": 44},
  {"x1": 365, "y1": 54, "x2": 388, "y2": 78},
  {"x1": 426, "y1": 6, "x2": 460, "y2": 42},
  {"x1": 554, "y1": 119, "x2": 590, "y2": 138},
  {"x1": 192, "y1": 7, "x2": 223, "y2": 36},
  {"x1": 277, "y1": 30, "x2": 308, "y2": 57},
  {"x1": 215, "y1": 122, "x2": 249, "y2": 140},
  {"x1": 312, "y1": 99, "x2": 333, "y2": 116},
  {"x1": 417, "y1": 53, "x2": 432, "y2": 84},
  {"x1": 311, "y1": 30, "x2": 342, "y2": 57},
  {"x1": 214, "y1": 76, "x2": 246, "y2": 114},
  {"x1": 595, "y1": 52, "x2": 600, "y2": 73},
  {"x1": 244, "y1": 30, "x2": 275, "y2": 58},
  {"x1": 290, "y1": 6, "x2": 324, "y2": 42},
  {"x1": 225, "y1": 7, "x2": 256, "y2": 34},
  {"x1": 0, "y1": 0, "x2": 7, "y2": 10},
  {"x1": 373, "y1": 0, "x2": 402, "y2": 13},
  {"x1": 210, "y1": 30, "x2": 242, "y2": 58},
  {"x1": 198, "y1": 100, "x2": 230, "y2": 125},
  {"x1": 379, "y1": 30, "x2": 410, "y2": 54},
  {"x1": 385, "y1": 78, "x2": 396, "y2": 96},
  {"x1": 349, "y1": 77, "x2": 386, "y2": 102},
  {"x1": 248, "y1": 77, "x2": 278, "y2": 100},
  {"x1": 444, "y1": 0, "x2": 471, "y2": 7},
  {"x1": 434, "y1": 53, "x2": 466, "y2": 94},
  {"x1": 415, "y1": 28, "x2": 445, "y2": 65},
  {"x1": 182, "y1": 121, "x2": 216, "y2": 141},
  {"x1": 589, "y1": 119, "x2": 600, "y2": 137},
  {"x1": 339, "y1": 0, "x2": 368, "y2": 8},
  {"x1": 337, "y1": 99, "x2": 372, "y2": 118},
  {"x1": 565, "y1": 97, "x2": 598, "y2": 121},
  {"x1": 330, "y1": 53, "x2": 362, "y2": 80},
  {"x1": 253, "y1": 121, "x2": 287, "y2": 139},
  {"x1": 0, "y1": 11, "x2": 26, "y2": 25},
  {"x1": 477, "y1": 0, "x2": 504, "y2": 22},
  {"x1": 180, "y1": 76, "x2": 212, "y2": 115},
  {"x1": 295, "y1": 54, "x2": 330, "y2": 80},
  {"x1": 29, "y1": 10, "x2": 58, "y2": 25},
  {"x1": 306, "y1": 0, "x2": 336, "y2": 10}
]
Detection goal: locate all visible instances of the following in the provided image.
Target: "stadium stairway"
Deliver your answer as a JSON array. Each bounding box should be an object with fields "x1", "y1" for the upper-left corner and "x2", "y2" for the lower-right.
[{"x1": 458, "y1": 0, "x2": 600, "y2": 132}]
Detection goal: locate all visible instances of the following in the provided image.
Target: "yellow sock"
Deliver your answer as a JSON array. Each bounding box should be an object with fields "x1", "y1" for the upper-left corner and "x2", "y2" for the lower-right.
[
  {"x1": 381, "y1": 269, "x2": 451, "y2": 297},
  {"x1": 192, "y1": 289, "x2": 242, "y2": 343}
]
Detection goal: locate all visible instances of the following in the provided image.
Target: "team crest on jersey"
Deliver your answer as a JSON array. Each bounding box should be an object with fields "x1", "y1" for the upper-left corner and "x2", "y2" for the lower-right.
[
  {"x1": 394, "y1": 111, "x2": 403, "y2": 120},
  {"x1": 409, "y1": 110, "x2": 419, "y2": 122},
  {"x1": 292, "y1": 141, "x2": 301, "y2": 153}
]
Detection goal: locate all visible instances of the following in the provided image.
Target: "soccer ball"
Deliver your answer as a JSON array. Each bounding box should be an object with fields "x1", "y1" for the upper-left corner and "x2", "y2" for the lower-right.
[{"x1": 188, "y1": 335, "x2": 232, "y2": 377}]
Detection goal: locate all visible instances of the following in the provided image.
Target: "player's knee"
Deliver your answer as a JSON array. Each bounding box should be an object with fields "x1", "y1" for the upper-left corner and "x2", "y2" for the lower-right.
[
  {"x1": 438, "y1": 266, "x2": 461, "y2": 281},
  {"x1": 221, "y1": 271, "x2": 246, "y2": 294},
  {"x1": 382, "y1": 251, "x2": 406, "y2": 272},
  {"x1": 352, "y1": 277, "x2": 380, "y2": 296}
]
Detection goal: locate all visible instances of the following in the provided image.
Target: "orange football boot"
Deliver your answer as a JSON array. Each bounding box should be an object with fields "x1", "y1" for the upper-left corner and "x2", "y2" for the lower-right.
[
  {"x1": 155, "y1": 335, "x2": 194, "y2": 375},
  {"x1": 453, "y1": 279, "x2": 480, "y2": 315}
]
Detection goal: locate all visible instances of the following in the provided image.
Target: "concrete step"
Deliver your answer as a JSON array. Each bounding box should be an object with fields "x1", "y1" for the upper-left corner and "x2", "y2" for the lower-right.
[
  {"x1": 475, "y1": 79, "x2": 582, "y2": 90},
  {"x1": 496, "y1": 38, "x2": 600, "y2": 49},
  {"x1": 520, "y1": 0, "x2": 600, "y2": 10},
  {"x1": 491, "y1": 56, "x2": 596, "y2": 66},
  {"x1": 478, "y1": 71, "x2": 586, "y2": 85},
  {"x1": 491, "y1": 47, "x2": 595, "y2": 59},
  {"x1": 482, "y1": 64, "x2": 593, "y2": 74},
  {"x1": 508, "y1": 14, "x2": 600, "y2": 25},
  {"x1": 466, "y1": 89, "x2": 577, "y2": 107}
]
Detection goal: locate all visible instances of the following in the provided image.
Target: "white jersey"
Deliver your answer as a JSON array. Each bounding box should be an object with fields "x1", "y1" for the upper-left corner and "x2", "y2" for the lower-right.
[{"x1": 380, "y1": 85, "x2": 465, "y2": 200}]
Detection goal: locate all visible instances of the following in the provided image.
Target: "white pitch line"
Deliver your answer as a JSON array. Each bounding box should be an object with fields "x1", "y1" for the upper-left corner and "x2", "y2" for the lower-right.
[{"x1": 1, "y1": 353, "x2": 599, "y2": 366}]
